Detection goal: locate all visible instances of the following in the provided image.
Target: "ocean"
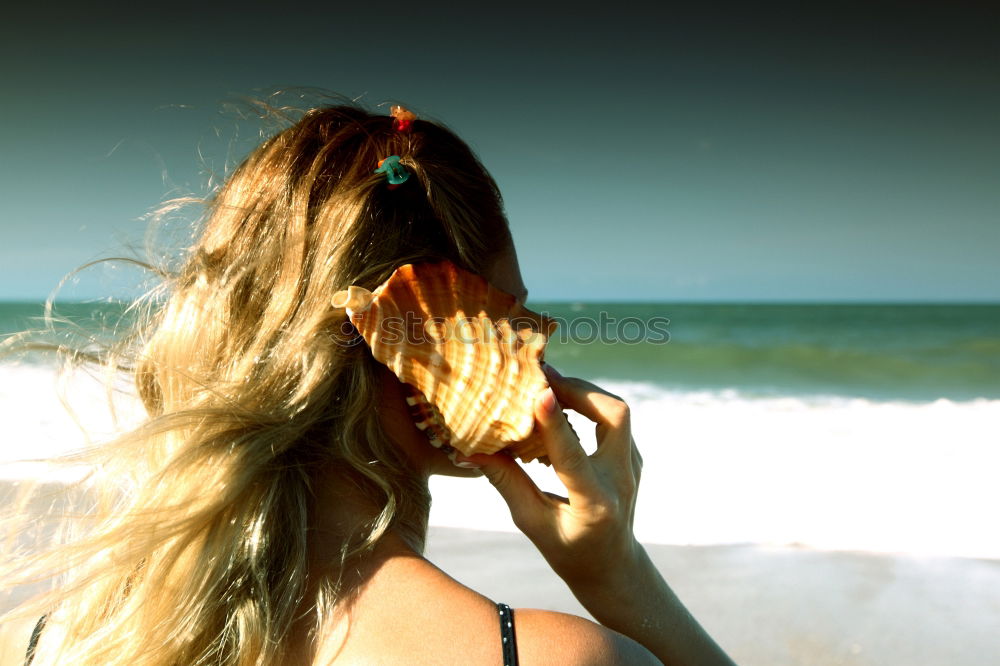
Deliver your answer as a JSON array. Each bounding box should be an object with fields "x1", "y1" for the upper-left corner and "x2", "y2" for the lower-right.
[
  {"x1": 2, "y1": 301, "x2": 999, "y2": 559},
  {"x1": 536, "y1": 302, "x2": 1000, "y2": 402}
]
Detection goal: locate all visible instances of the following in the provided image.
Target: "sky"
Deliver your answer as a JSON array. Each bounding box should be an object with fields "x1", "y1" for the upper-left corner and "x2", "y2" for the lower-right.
[{"x1": 1, "y1": 2, "x2": 998, "y2": 302}]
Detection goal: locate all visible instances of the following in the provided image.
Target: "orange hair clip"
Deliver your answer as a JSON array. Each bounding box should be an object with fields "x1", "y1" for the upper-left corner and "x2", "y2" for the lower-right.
[{"x1": 390, "y1": 105, "x2": 416, "y2": 132}]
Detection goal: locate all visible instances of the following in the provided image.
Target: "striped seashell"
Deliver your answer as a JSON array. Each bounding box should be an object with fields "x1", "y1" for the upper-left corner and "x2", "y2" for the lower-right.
[
  {"x1": 402, "y1": 383, "x2": 456, "y2": 454},
  {"x1": 332, "y1": 261, "x2": 556, "y2": 461}
]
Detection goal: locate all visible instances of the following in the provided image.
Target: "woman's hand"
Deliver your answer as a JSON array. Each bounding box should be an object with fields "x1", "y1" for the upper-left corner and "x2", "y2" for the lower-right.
[
  {"x1": 459, "y1": 365, "x2": 737, "y2": 666},
  {"x1": 457, "y1": 364, "x2": 644, "y2": 589}
]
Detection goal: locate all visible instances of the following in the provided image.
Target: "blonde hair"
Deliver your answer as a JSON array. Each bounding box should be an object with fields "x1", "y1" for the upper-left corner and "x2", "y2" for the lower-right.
[{"x1": 1, "y1": 97, "x2": 511, "y2": 664}]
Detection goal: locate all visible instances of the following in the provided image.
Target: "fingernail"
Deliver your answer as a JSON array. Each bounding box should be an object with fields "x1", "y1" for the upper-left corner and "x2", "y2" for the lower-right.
[
  {"x1": 540, "y1": 387, "x2": 558, "y2": 415},
  {"x1": 452, "y1": 453, "x2": 482, "y2": 469}
]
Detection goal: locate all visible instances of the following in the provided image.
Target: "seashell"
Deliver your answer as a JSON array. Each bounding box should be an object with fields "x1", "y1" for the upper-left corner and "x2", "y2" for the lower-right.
[
  {"x1": 402, "y1": 383, "x2": 456, "y2": 454},
  {"x1": 332, "y1": 261, "x2": 557, "y2": 461}
]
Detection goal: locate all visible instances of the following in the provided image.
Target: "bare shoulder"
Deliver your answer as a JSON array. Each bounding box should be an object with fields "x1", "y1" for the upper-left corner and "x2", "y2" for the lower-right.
[
  {"x1": 318, "y1": 552, "x2": 662, "y2": 664},
  {"x1": 513, "y1": 608, "x2": 662, "y2": 666}
]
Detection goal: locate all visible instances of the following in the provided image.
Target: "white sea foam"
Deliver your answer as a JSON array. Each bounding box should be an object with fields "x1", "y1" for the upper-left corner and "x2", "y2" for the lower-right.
[
  {"x1": 3, "y1": 364, "x2": 999, "y2": 559},
  {"x1": 0, "y1": 362, "x2": 145, "y2": 482},
  {"x1": 430, "y1": 379, "x2": 1000, "y2": 560}
]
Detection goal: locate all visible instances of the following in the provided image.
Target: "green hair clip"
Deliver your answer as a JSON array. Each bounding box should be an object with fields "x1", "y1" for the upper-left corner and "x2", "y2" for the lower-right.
[{"x1": 375, "y1": 155, "x2": 411, "y2": 188}]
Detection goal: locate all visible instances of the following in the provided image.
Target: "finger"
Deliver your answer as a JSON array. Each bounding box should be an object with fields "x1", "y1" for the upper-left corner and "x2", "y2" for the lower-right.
[
  {"x1": 629, "y1": 435, "x2": 643, "y2": 490},
  {"x1": 534, "y1": 387, "x2": 601, "y2": 497},
  {"x1": 631, "y1": 436, "x2": 644, "y2": 472},
  {"x1": 458, "y1": 451, "x2": 547, "y2": 530},
  {"x1": 543, "y1": 366, "x2": 632, "y2": 464},
  {"x1": 543, "y1": 365, "x2": 631, "y2": 432},
  {"x1": 520, "y1": 408, "x2": 579, "y2": 450}
]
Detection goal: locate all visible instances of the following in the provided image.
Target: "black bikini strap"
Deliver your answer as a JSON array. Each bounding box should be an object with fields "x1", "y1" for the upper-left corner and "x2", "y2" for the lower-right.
[
  {"x1": 497, "y1": 602, "x2": 519, "y2": 666},
  {"x1": 24, "y1": 614, "x2": 46, "y2": 666}
]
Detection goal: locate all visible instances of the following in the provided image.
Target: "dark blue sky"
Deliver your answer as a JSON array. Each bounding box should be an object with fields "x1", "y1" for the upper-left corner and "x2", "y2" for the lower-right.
[{"x1": 1, "y1": 2, "x2": 997, "y2": 301}]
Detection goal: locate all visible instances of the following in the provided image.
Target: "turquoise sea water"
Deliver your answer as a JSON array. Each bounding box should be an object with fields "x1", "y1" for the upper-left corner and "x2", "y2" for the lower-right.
[
  {"x1": 535, "y1": 302, "x2": 1000, "y2": 401},
  {"x1": 2, "y1": 301, "x2": 998, "y2": 402}
]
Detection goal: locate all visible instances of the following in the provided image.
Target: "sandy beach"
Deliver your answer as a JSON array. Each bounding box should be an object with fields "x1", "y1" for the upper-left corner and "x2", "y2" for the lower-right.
[
  {"x1": 424, "y1": 527, "x2": 1000, "y2": 666},
  {"x1": 4, "y1": 489, "x2": 1000, "y2": 666}
]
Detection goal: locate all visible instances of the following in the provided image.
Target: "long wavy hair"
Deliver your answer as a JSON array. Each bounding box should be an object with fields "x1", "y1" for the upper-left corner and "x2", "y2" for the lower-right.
[{"x1": 0, "y1": 96, "x2": 511, "y2": 664}]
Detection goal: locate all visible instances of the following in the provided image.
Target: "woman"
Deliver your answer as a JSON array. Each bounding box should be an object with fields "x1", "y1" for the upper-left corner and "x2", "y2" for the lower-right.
[{"x1": 7, "y1": 100, "x2": 734, "y2": 664}]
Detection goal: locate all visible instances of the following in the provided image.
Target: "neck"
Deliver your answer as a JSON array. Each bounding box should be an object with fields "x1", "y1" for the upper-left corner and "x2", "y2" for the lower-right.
[
  {"x1": 282, "y1": 460, "x2": 430, "y2": 665},
  {"x1": 308, "y1": 459, "x2": 431, "y2": 570}
]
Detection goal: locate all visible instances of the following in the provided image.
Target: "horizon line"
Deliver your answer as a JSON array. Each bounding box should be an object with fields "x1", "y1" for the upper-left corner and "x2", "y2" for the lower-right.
[{"x1": 0, "y1": 297, "x2": 997, "y2": 307}]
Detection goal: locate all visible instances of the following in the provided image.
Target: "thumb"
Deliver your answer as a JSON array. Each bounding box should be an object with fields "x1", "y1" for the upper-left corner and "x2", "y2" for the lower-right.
[
  {"x1": 457, "y1": 451, "x2": 541, "y2": 518},
  {"x1": 534, "y1": 387, "x2": 586, "y2": 469}
]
